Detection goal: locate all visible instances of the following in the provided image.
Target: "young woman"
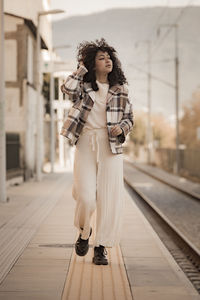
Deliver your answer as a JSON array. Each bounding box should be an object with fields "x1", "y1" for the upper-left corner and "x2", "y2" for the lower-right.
[{"x1": 60, "y1": 38, "x2": 134, "y2": 265}]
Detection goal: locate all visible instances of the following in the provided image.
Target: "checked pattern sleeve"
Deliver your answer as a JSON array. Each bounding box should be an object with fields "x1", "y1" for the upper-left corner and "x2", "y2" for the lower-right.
[
  {"x1": 117, "y1": 89, "x2": 134, "y2": 144},
  {"x1": 60, "y1": 65, "x2": 88, "y2": 103}
]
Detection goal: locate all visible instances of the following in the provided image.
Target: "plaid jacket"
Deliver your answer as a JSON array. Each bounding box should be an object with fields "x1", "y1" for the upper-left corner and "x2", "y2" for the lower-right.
[{"x1": 60, "y1": 65, "x2": 134, "y2": 154}]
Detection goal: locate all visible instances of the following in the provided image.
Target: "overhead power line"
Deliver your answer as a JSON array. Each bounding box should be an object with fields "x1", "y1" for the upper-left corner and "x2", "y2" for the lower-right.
[
  {"x1": 134, "y1": 0, "x2": 170, "y2": 61},
  {"x1": 151, "y1": 0, "x2": 194, "y2": 57},
  {"x1": 129, "y1": 64, "x2": 175, "y2": 88}
]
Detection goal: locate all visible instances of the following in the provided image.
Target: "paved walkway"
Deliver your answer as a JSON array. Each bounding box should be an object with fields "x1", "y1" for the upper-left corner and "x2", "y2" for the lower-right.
[{"x1": 0, "y1": 165, "x2": 199, "y2": 300}]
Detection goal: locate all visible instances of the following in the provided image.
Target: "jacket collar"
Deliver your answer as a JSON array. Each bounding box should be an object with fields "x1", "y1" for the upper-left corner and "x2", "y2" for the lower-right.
[{"x1": 83, "y1": 81, "x2": 122, "y2": 104}]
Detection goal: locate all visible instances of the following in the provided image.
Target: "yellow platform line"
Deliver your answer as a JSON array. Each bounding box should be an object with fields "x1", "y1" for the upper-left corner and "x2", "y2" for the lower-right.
[{"x1": 61, "y1": 212, "x2": 133, "y2": 300}]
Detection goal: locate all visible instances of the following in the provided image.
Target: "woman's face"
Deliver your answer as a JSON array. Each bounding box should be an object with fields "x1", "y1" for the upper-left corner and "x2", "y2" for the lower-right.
[{"x1": 94, "y1": 50, "x2": 113, "y2": 74}]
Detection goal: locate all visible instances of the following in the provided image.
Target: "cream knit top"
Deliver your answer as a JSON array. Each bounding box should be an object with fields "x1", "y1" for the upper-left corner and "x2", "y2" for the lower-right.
[{"x1": 83, "y1": 80, "x2": 109, "y2": 130}]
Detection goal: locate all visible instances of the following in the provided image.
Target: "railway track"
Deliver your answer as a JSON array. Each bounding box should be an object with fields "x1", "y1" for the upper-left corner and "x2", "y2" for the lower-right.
[
  {"x1": 124, "y1": 161, "x2": 200, "y2": 293},
  {"x1": 132, "y1": 162, "x2": 200, "y2": 201}
]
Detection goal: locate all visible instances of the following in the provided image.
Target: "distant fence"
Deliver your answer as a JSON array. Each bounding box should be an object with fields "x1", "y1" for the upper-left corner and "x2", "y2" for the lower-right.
[{"x1": 154, "y1": 148, "x2": 200, "y2": 179}]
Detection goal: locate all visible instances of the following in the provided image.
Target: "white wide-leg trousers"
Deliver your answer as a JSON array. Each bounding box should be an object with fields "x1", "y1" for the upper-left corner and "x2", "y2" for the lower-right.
[{"x1": 72, "y1": 127, "x2": 125, "y2": 248}]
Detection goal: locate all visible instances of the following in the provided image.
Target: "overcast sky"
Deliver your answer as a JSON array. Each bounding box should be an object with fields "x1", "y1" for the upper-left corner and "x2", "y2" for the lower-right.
[{"x1": 50, "y1": 0, "x2": 200, "y2": 20}]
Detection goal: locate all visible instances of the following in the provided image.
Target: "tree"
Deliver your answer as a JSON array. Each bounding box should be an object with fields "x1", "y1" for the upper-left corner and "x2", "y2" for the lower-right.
[
  {"x1": 180, "y1": 88, "x2": 200, "y2": 148},
  {"x1": 151, "y1": 113, "x2": 175, "y2": 148},
  {"x1": 42, "y1": 74, "x2": 58, "y2": 115},
  {"x1": 42, "y1": 73, "x2": 50, "y2": 115},
  {"x1": 129, "y1": 111, "x2": 146, "y2": 156},
  {"x1": 129, "y1": 110, "x2": 175, "y2": 150},
  {"x1": 129, "y1": 111, "x2": 146, "y2": 145}
]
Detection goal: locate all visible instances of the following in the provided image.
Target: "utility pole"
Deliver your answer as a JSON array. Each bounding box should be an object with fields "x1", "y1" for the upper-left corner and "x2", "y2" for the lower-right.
[
  {"x1": 174, "y1": 24, "x2": 180, "y2": 175},
  {"x1": 157, "y1": 24, "x2": 180, "y2": 174},
  {"x1": 147, "y1": 41, "x2": 152, "y2": 165},
  {"x1": 0, "y1": 0, "x2": 7, "y2": 202}
]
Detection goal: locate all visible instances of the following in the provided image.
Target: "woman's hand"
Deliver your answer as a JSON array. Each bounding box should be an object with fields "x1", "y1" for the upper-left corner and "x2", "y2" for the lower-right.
[
  {"x1": 110, "y1": 125, "x2": 123, "y2": 137},
  {"x1": 79, "y1": 60, "x2": 85, "y2": 67},
  {"x1": 72, "y1": 60, "x2": 85, "y2": 76}
]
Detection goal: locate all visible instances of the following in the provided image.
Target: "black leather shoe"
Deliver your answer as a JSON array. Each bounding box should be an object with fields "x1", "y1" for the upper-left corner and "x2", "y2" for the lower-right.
[
  {"x1": 75, "y1": 227, "x2": 92, "y2": 256},
  {"x1": 92, "y1": 245, "x2": 108, "y2": 265}
]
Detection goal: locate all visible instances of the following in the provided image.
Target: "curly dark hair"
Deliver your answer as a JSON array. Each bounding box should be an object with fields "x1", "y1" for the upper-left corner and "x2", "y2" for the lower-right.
[{"x1": 76, "y1": 37, "x2": 128, "y2": 91}]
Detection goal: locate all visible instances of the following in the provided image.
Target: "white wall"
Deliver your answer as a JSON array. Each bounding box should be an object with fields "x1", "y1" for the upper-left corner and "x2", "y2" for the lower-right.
[
  {"x1": 5, "y1": 87, "x2": 24, "y2": 132},
  {"x1": 4, "y1": 0, "x2": 52, "y2": 49},
  {"x1": 24, "y1": 85, "x2": 45, "y2": 174},
  {"x1": 5, "y1": 40, "x2": 17, "y2": 82},
  {"x1": 4, "y1": 14, "x2": 23, "y2": 31},
  {"x1": 4, "y1": 3, "x2": 51, "y2": 176}
]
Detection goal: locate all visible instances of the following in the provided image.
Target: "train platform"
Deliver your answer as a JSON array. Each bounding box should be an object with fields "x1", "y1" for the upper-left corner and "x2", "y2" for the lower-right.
[{"x1": 0, "y1": 166, "x2": 199, "y2": 300}]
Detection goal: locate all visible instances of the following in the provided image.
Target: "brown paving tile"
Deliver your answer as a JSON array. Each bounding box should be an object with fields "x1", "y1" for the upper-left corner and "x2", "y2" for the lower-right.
[
  {"x1": 19, "y1": 247, "x2": 72, "y2": 260},
  {"x1": 0, "y1": 291, "x2": 60, "y2": 300},
  {"x1": 61, "y1": 212, "x2": 133, "y2": 300},
  {"x1": 120, "y1": 244, "x2": 163, "y2": 258}
]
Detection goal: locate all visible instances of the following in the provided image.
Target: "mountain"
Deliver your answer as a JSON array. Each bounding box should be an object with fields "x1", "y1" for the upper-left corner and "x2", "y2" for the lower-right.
[{"x1": 52, "y1": 6, "x2": 200, "y2": 120}]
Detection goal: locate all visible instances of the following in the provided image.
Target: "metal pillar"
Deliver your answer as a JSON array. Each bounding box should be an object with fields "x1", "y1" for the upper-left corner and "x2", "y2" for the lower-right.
[
  {"x1": 147, "y1": 41, "x2": 152, "y2": 165},
  {"x1": 174, "y1": 24, "x2": 180, "y2": 174}
]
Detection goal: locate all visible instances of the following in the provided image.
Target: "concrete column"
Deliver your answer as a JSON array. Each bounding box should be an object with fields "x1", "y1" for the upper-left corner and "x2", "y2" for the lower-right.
[
  {"x1": 0, "y1": 0, "x2": 7, "y2": 202},
  {"x1": 50, "y1": 60, "x2": 55, "y2": 172},
  {"x1": 36, "y1": 14, "x2": 42, "y2": 181},
  {"x1": 58, "y1": 77, "x2": 64, "y2": 168}
]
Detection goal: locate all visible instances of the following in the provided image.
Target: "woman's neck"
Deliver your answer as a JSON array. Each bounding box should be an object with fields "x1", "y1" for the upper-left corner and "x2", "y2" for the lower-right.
[{"x1": 96, "y1": 73, "x2": 109, "y2": 84}]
